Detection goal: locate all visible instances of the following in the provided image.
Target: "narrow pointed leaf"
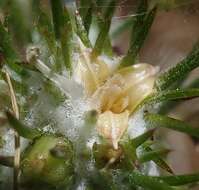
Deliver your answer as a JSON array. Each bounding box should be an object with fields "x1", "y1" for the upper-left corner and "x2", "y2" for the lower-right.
[
  {"x1": 153, "y1": 173, "x2": 199, "y2": 186},
  {"x1": 7, "y1": 0, "x2": 32, "y2": 47},
  {"x1": 144, "y1": 146, "x2": 173, "y2": 173},
  {"x1": 6, "y1": 111, "x2": 42, "y2": 139},
  {"x1": 132, "y1": 129, "x2": 155, "y2": 148},
  {"x1": 50, "y1": 0, "x2": 72, "y2": 70},
  {"x1": 79, "y1": 0, "x2": 93, "y2": 33},
  {"x1": 0, "y1": 21, "x2": 19, "y2": 63},
  {"x1": 79, "y1": 0, "x2": 91, "y2": 18},
  {"x1": 128, "y1": 171, "x2": 175, "y2": 190},
  {"x1": 155, "y1": 43, "x2": 199, "y2": 91},
  {"x1": 75, "y1": 12, "x2": 92, "y2": 47},
  {"x1": 0, "y1": 156, "x2": 14, "y2": 167},
  {"x1": 50, "y1": 0, "x2": 65, "y2": 39},
  {"x1": 139, "y1": 148, "x2": 170, "y2": 163},
  {"x1": 145, "y1": 113, "x2": 199, "y2": 138},
  {"x1": 61, "y1": 8, "x2": 73, "y2": 71},
  {"x1": 142, "y1": 88, "x2": 199, "y2": 106},
  {"x1": 120, "y1": 1, "x2": 157, "y2": 67},
  {"x1": 36, "y1": 9, "x2": 56, "y2": 55},
  {"x1": 0, "y1": 22, "x2": 31, "y2": 79},
  {"x1": 121, "y1": 141, "x2": 137, "y2": 166},
  {"x1": 92, "y1": 0, "x2": 116, "y2": 57}
]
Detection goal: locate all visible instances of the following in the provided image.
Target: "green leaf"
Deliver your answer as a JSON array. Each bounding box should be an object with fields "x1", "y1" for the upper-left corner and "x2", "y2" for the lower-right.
[
  {"x1": 6, "y1": 111, "x2": 42, "y2": 140},
  {"x1": 149, "y1": 86, "x2": 193, "y2": 115},
  {"x1": 36, "y1": 9, "x2": 56, "y2": 55},
  {"x1": 0, "y1": 156, "x2": 14, "y2": 167},
  {"x1": 132, "y1": 129, "x2": 155, "y2": 148},
  {"x1": 0, "y1": 20, "x2": 33, "y2": 81},
  {"x1": 79, "y1": 0, "x2": 93, "y2": 33},
  {"x1": 102, "y1": 37, "x2": 113, "y2": 57},
  {"x1": 155, "y1": 43, "x2": 199, "y2": 91},
  {"x1": 121, "y1": 141, "x2": 137, "y2": 169},
  {"x1": 145, "y1": 113, "x2": 199, "y2": 138},
  {"x1": 153, "y1": 173, "x2": 199, "y2": 186},
  {"x1": 92, "y1": 0, "x2": 116, "y2": 57},
  {"x1": 43, "y1": 79, "x2": 66, "y2": 106},
  {"x1": 0, "y1": 21, "x2": 19, "y2": 64},
  {"x1": 143, "y1": 146, "x2": 173, "y2": 174},
  {"x1": 79, "y1": 0, "x2": 91, "y2": 19},
  {"x1": 0, "y1": 22, "x2": 32, "y2": 85},
  {"x1": 142, "y1": 88, "x2": 199, "y2": 106},
  {"x1": 75, "y1": 12, "x2": 92, "y2": 48},
  {"x1": 157, "y1": 77, "x2": 199, "y2": 115},
  {"x1": 120, "y1": 1, "x2": 157, "y2": 67},
  {"x1": 139, "y1": 148, "x2": 170, "y2": 163},
  {"x1": 50, "y1": 0, "x2": 65, "y2": 39},
  {"x1": 128, "y1": 171, "x2": 175, "y2": 190},
  {"x1": 60, "y1": 8, "x2": 73, "y2": 71},
  {"x1": 50, "y1": 0, "x2": 72, "y2": 71},
  {"x1": 7, "y1": 0, "x2": 32, "y2": 47}
]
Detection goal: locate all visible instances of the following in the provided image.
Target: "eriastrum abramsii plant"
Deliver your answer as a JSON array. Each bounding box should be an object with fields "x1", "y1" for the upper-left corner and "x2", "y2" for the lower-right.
[{"x1": 0, "y1": 0, "x2": 199, "y2": 190}]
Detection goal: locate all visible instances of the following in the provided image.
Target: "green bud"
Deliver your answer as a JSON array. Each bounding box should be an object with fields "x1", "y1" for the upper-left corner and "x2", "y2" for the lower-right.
[{"x1": 20, "y1": 134, "x2": 74, "y2": 189}]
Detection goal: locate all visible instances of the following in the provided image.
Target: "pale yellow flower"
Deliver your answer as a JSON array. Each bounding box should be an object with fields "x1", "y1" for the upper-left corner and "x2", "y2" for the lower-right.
[
  {"x1": 97, "y1": 110, "x2": 129, "y2": 150},
  {"x1": 74, "y1": 45, "x2": 158, "y2": 149},
  {"x1": 74, "y1": 50, "x2": 110, "y2": 96}
]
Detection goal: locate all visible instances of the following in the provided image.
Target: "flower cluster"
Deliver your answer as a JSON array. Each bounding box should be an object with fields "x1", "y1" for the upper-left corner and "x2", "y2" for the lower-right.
[{"x1": 74, "y1": 46, "x2": 159, "y2": 149}]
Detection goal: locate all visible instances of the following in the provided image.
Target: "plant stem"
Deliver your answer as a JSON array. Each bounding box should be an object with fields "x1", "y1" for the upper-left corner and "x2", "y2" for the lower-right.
[{"x1": 5, "y1": 72, "x2": 20, "y2": 190}]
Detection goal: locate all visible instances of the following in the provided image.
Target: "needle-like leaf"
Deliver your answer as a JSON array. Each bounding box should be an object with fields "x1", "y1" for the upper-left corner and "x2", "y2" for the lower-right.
[
  {"x1": 153, "y1": 173, "x2": 199, "y2": 186},
  {"x1": 6, "y1": 111, "x2": 42, "y2": 140},
  {"x1": 142, "y1": 88, "x2": 199, "y2": 106},
  {"x1": 79, "y1": 0, "x2": 93, "y2": 33},
  {"x1": 0, "y1": 21, "x2": 19, "y2": 64},
  {"x1": 139, "y1": 148, "x2": 170, "y2": 163},
  {"x1": 36, "y1": 9, "x2": 56, "y2": 55},
  {"x1": 75, "y1": 12, "x2": 92, "y2": 48},
  {"x1": 7, "y1": 0, "x2": 32, "y2": 48},
  {"x1": 128, "y1": 171, "x2": 175, "y2": 190},
  {"x1": 0, "y1": 21, "x2": 31, "y2": 81},
  {"x1": 50, "y1": 0, "x2": 65, "y2": 39},
  {"x1": 155, "y1": 43, "x2": 199, "y2": 91},
  {"x1": 61, "y1": 8, "x2": 73, "y2": 71},
  {"x1": 131, "y1": 129, "x2": 155, "y2": 148},
  {"x1": 145, "y1": 113, "x2": 199, "y2": 138},
  {"x1": 92, "y1": 0, "x2": 116, "y2": 57},
  {"x1": 50, "y1": 0, "x2": 72, "y2": 71},
  {"x1": 143, "y1": 146, "x2": 173, "y2": 174},
  {"x1": 120, "y1": 1, "x2": 156, "y2": 67}
]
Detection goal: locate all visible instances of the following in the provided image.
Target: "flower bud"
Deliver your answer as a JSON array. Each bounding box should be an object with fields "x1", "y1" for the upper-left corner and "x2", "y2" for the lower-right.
[{"x1": 20, "y1": 135, "x2": 74, "y2": 189}]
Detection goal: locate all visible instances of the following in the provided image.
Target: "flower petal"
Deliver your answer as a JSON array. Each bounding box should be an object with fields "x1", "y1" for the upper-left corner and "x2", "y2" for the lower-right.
[
  {"x1": 74, "y1": 51, "x2": 110, "y2": 96},
  {"x1": 97, "y1": 110, "x2": 129, "y2": 149},
  {"x1": 117, "y1": 63, "x2": 158, "y2": 113},
  {"x1": 90, "y1": 75, "x2": 124, "y2": 112},
  {"x1": 128, "y1": 77, "x2": 156, "y2": 113},
  {"x1": 118, "y1": 63, "x2": 159, "y2": 88}
]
